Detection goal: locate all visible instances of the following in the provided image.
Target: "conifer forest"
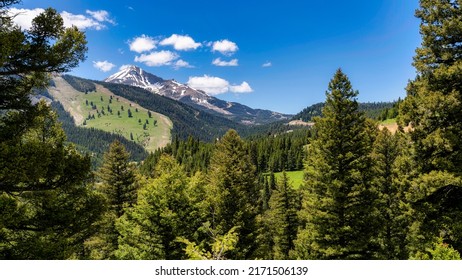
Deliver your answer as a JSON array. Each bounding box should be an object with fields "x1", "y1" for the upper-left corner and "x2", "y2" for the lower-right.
[{"x1": 1, "y1": 0, "x2": 462, "y2": 260}]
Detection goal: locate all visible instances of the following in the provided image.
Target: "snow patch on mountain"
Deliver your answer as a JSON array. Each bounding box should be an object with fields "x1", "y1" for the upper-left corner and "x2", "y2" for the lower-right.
[{"x1": 104, "y1": 65, "x2": 291, "y2": 124}]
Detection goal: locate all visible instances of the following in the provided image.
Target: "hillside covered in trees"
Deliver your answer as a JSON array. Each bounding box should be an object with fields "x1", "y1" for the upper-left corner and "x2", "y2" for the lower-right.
[{"x1": 1, "y1": 0, "x2": 462, "y2": 261}]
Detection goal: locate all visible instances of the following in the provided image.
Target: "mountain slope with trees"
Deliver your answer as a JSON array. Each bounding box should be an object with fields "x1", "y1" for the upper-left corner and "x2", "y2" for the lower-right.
[{"x1": 2, "y1": 0, "x2": 462, "y2": 261}]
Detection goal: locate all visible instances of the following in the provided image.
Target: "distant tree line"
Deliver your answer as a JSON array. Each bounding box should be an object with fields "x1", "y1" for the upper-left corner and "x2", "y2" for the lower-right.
[
  {"x1": 62, "y1": 74, "x2": 96, "y2": 93},
  {"x1": 140, "y1": 129, "x2": 311, "y2": 177},
  {"x1": 293, "y1": 101, "x2": 399, "y2": 122}
]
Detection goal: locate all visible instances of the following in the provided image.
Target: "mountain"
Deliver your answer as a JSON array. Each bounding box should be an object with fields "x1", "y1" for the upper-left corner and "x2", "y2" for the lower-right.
[
  {"x1": 55, "y1": 74, "x2": 251, "y2": 143},
  {"x1": 104, "y1": 65, "x2": 291, "y2": 125}
]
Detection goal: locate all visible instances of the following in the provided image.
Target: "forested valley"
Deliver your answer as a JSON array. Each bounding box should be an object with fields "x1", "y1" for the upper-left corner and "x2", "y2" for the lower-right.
[{"x1": 1, "y1": 0, "x2": 462, "y2": 260}]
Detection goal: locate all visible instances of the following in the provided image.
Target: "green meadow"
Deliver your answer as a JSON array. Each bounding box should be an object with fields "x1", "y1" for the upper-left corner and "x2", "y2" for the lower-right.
[
  {"x1": 274, "y1": 170, "x2": 304, "y2": 189},
  {"x1": 79, "y1": 90, "x2": 171, "y2": 152}
]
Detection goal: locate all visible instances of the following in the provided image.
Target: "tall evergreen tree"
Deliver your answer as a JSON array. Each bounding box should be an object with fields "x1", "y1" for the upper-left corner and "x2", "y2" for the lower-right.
[
  {"x1": 0, "y1": 102, "x2": 104, "y2": 259},
  {"x1": 293, "y1": 69, "x2": 378, "y2": 259},
  {"x1": 206, "y1": 129, "x2": 259, "y2": 259},
  {"x1": 371, "y1": 129, "x2": 411, "y2": 259},
  {"x1": 88, "y1": 140, "x2": 137, "y2": 259},
  {"x1": 0, "y1": 1, "x2": 104, "y2": 259},
  {"x1": 115, "y1": 155, "x2": 197, "y2": 259},
  {"x1": 399, "y1": 0, "x2": 462, "y2": 255},
  {"x1": 98, "y1": 140, "x2": 137, "y2": 218},
  {"x1": 256, "y1": 172, "x2": 300, "y2": 259}
]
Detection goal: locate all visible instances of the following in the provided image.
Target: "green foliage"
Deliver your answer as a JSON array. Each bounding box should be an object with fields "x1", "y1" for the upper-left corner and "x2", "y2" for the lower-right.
[
  {"x1": 293, "y1": 69, "x2": 379, "y2": 259},
  {"x1": 61, "y1": 75, "x2": 96, "y2": 93},
  {"x1": 52, "y1": 100, "x2": 148, "y2": 166},
  {"x1": 372, "y1": 129, "x2": 413, "y2": 259},
  {"x1": 0, "y1": 2, "x2": 106, "y2": 259},
  {"x1": 99, "y1": 81, "x2": 246, "y2": 142},
  {"x1": 293, "y1": 102, "x2": 397, "y2": 122},
  {"x1": 247, "y1": 129, "x2": 310, "y2": 173},
  {"x1": 411, "y1": 237, "x2": 461, "y2": 260},
  {"x1": 141, "y1": 136, "x2": 213, "y2": 176},
  {"x1": 115, "y1": 155, "x2": 198, "y2": 259},
  {"x1": 85, "y1": 140, "x2": 138, "y2": 259},
  {"x1": 256, "y1": 172, "x2": 301, "y2": 259},
  {"x1": 206, "y1": 129, "x2": 259, "y2": 259},
  {"x1": 98, "y1": 140, "x2": 137, "y2": 218},
  {"x1": 178, "y1": 224, "x2": 239, "y2": 260},
  {"x1": 399, "y1": 0, "x2": 462, "y2": 254},
  {"x1": 0, "y1": 102, "x2": 104, "y2": 259}
]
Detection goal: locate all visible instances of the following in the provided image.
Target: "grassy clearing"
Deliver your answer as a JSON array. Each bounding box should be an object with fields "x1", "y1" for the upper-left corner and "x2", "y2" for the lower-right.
[
  {"x1": 50, "y1": 77, "x2": 172, "y2": 152},
  {"x1": 274, "y1": 170, "x2": 304, "y2": 189}
]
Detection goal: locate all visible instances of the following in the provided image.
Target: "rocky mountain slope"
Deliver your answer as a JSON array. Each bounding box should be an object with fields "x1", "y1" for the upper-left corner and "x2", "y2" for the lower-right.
[{"x1": 104, "y1": 65, "x2": 291, "y2": 125}]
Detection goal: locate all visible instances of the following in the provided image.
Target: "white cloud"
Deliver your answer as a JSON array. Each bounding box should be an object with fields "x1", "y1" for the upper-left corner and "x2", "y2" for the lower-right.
[
  {"x1": 187, "y1": 75, "x2": 230, "y2": 95},
  {"x1": 129, "y1": 35, "x2": 157, "y2": 53},
  {"x1": 187, "y1": 75, "x2": 252, "y2": 95},
  {"x1": 93, "y1": 60, "x2": 116, "y2": 72},
  {"x1": 160, "y1": 34, "x2": 201, "y2": 51},
  {"x1": 61, "y1": 11, "x2": 105, "y2": 30},
  {"x1": 8, "y1": 8, "x2": 115, "y2": 31},
  {"x1": 134, "y1": 50, "x2": 178, "y2": 67},
  {"x1": 173, "y1": 59, "x2": 193, "y2": 69},
  {"x1": 212, "y1": 39, "x2": 238, "y2": 55},
  {"x1": 262, "y1": 62, "x2": 272, "y2": 67},
  {"x1": 8, "y1": 8, "x2": 44, "y2": 30},
  {"x1": 230, "y1": 81, "x2": 253, "y2": 93},
  {"x1": 86, "y1": 10, "x2": 116, "y2": 25},
  {"x1": 212, "y1": 58, "x2": 238, "y2": 67}
]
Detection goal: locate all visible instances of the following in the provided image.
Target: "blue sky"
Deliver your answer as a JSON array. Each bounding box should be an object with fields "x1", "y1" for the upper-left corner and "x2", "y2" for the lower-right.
[{"x1": 12, "y1": 0, "x2": 421, "y2": 114}]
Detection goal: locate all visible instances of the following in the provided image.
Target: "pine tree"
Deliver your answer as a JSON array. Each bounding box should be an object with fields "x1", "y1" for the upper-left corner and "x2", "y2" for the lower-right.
[
  {"x1": 399, "y1": 0, "x2": 462, "y2": 255},
  {"x1": 400, "y1": 0, "x2": 462, "y2": 175},
  {"x1": 0, "y1": 1, "x2": 104, "y2": 259},
  {"x1": 372, "y1": 129, "x2": 411, "y2": 259},
  {"x1": 206, "y1": 129, "x2": 259, "y2": 259},
  {"x1": 293, "y1": 69, "x2": 378, "y2": 259},
  {"x1": 89, "y1": 140, "x2": 137, "y2": 259},
  {"x1": 0, "y1": 102, "x2": 104, "y2": 259},
  {"x1": 256, "y1": 172, "x2": 300, "y2": 259},
  {"x1": 115, "y1": 155, "x2": 197, "y2": 259},
  {"x1": 98, "y1": 140, "x2": 137, "y2": 218}
]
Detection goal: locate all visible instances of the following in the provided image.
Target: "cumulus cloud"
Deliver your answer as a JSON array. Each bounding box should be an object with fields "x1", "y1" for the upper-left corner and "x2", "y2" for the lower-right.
[
  {"x1": 212, "y1": 39, "x2": 238, "y2": 55},
  {"x1": 187, "y1": 75, "x2": 229, "y2": 95},
  {"x1": 86, "y1": 10, "x2": 116, "y2": 25},
  {"x1": 93, "y1": 60, "x2": 116, "y2": 72},
  {"x1": 262, "y1": 61, "x2": 272, "y2": 67},
  {"x1": 134, "y1": 50, "x2": 178, "y2": 67},
  {"x1": 230, "y1": 81, "x2": 253, "y2": 93},
  {"x1": 8, "y1": 8, "x2": 44, "y2": 30},
  {"x1": 160, "y1": 34, "x2": 201, "y2": 51},
  {"x1": 61, "y1": 11, "x2": 106, "y2": 30},
  {"x1": 187, "y1": 75, "x2": 252, "y2": 95},
  {"x1": 173, "y1": 59, "x2": 194, "y2": 69},
  {"x1": 8, "y1": 8, "x2": 115, "y2": 31},
  {"x1": 129, "y1": 35, "x2": 157, "y2": 53},
  {"x1": 212, "y1": 58, "x2": 238, "y2": 67}
]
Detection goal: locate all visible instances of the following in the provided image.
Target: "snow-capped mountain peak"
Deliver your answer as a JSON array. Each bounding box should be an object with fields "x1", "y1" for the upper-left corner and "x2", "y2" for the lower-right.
[
  {"x1": 104, "y1": 65, "x2": 164, "y2": 90},
  {"x1": 103, "y1": 66, "x2": 291, "y2": 124}
]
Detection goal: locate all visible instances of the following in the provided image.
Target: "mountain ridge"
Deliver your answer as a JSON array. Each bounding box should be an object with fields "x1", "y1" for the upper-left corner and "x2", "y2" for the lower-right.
[{"x1": 104, "y1": 65, "x2": 292, "y2": 125}]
